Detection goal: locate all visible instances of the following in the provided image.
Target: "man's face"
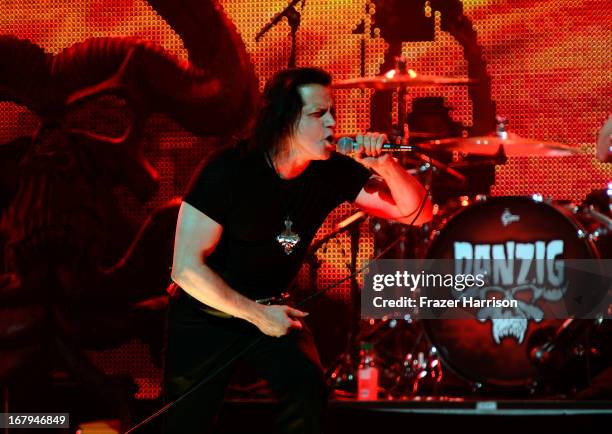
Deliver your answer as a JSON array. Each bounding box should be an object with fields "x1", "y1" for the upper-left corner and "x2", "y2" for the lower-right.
[{"x1": 292, "y1": 84, "x2": 335, "y2": 160}]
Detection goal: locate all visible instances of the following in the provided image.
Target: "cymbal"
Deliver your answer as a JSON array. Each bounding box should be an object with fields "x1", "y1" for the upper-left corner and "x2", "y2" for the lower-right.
[
  {"x1": 421, "y1": 133, "x2": 579, "y2": 157},
  {"x1": 405, "y1": 131, "x2": 440, "y2": 139},
  {"x1": 333, "y1": 68, "x2": 475, "y2": 90}
]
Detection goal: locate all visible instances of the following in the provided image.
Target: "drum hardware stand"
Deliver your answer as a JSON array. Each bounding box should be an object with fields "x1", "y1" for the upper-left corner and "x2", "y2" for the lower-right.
[
  {"x1": 495, "y1": 115, "x2": 509, "y2": 140},
  {"x1": 325, "y1": 218, "x2": 444, "y2": 397},
  {"x1": 255, "y1": 0, "x2": 305, "y2": 68},
  {"x1": 530, "y1": 318, "x2": 603, "y2": 391},
  {"x1": 322, "y1": 212, "x2": 368, "y2": 393},
  {"x1": 320, "y1": 211, "x2": 428, "y2": 396},
  {"x1": 395, "y1": 56, "x2": 411, "y2": 144},
  {"x1": 387, "y1": 329, "x2": 443, "y2": 398}
]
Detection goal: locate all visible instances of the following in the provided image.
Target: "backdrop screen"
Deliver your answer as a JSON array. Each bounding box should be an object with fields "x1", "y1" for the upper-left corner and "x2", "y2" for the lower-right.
[{"x1": 1, "y1": 0, "x2": 610, "y2": 399}]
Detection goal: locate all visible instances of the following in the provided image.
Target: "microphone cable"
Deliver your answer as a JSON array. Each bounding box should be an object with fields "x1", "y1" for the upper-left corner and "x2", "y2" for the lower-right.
[{"x1": 123, "y1": 153, "x2": 433, "y2": 434}]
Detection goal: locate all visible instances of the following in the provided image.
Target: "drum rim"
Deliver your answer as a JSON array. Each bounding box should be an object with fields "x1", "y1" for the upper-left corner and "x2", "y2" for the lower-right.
[
  {"x1": 428, "y1": 195, "x2": 599, "y2": 259},
  {"x1": 423, "y1": 195, "x2": 599, "y2": 389},
  {"x1": 421, "y1": 318, "x2": 563, "y2": 390}
]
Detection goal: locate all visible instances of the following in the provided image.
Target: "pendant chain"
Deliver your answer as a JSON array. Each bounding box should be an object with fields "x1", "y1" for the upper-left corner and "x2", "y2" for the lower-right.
[{"x1": 264, "y1": 151, "x2": 307, "y2": 255}]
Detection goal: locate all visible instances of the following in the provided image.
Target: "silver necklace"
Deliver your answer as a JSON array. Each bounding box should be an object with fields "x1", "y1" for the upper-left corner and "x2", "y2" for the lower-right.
[{"x1": 265, "y1": 151, "x2": 301, "y2": 255}]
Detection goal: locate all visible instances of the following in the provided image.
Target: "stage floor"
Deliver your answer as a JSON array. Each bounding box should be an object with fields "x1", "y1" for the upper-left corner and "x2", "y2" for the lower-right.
[{"x1": 208, "y1": 397, "x2": 612, "y2": 434}]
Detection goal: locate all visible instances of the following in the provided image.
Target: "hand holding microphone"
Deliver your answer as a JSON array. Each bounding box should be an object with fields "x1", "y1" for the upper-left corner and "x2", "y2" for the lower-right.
[
  {"x1": 336, "y1": 132, "x2": 412, "y2": 172},
  {"x1": 353, "y1": 132, "x2": 388, "y2": 157},
  {"x1": 335, "y1": 133, "x2": 416, "y2": 156}
]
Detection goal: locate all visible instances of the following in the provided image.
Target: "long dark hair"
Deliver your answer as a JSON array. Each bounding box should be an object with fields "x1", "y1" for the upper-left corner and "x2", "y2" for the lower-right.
[{"x1": 244, "y1": 67, "x2": 331, "y2": 156}]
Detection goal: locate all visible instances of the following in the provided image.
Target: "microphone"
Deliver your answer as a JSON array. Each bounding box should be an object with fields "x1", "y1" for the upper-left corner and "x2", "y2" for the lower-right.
[
  {"x1": 335, "y1": 136, "x2": 416, "y2": 155},
  {"x1": 255, "y1": 0, "x2": 303, "y2": 41}
]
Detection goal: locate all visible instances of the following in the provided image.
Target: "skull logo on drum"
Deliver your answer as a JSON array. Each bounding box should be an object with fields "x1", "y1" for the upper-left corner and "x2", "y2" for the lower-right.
[
  {"x1": 454, "y1": 240, "x2": 567, "y2": 344},
  {"x1": 475, "y1": 282, "x2": 567, "y2": 344}
]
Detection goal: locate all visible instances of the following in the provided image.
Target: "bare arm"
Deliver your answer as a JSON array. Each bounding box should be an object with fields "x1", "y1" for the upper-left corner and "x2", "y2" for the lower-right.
[
  {"x1": 171, "y1": 201, "x2": 307, "y2": 337},
  {"x1": 353, "y1": 133, "x2": 433, "y2": 225}
]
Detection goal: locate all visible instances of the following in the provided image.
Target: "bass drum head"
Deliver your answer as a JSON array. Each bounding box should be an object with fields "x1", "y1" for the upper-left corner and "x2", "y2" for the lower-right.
[{"x1": 423, "y1": 196, "x2": 598, "y2": 389}]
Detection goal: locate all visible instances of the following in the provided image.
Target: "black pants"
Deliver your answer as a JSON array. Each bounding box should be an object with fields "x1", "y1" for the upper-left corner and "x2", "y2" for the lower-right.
[{"x1": 164, "y1": 291, "x2": 328, "y2": 434}]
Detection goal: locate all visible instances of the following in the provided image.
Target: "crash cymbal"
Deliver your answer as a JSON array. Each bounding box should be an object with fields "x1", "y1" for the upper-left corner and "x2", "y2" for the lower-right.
[
  {"x1": 421, "y1": 133, "x2": 579, "y2": 157},
  {"x1": 333, "y1": 68, "x2": 475, "y2": 90}
]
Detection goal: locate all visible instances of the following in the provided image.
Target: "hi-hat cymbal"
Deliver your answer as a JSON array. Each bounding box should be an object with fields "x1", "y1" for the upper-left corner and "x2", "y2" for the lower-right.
[
  {"x1": 421, "y1": 133, "x2": 579, "y2": 157},
  {"x1": 333, "y1": 68, "x2": 475, "y2": 90}
]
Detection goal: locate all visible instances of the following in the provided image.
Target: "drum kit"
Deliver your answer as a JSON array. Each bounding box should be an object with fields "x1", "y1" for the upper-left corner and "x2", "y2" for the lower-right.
[{"x1": 321, "y1": 64, "x2": 612, "y2": 398}]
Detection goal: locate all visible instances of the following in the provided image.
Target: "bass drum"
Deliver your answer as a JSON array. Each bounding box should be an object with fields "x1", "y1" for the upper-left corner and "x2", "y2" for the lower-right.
[{"x1": 423, "y1": 196, "x2": 602, "y2": 390}]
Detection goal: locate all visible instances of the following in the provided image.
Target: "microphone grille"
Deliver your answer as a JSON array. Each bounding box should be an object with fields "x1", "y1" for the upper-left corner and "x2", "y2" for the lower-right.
[{"x1": 336, "y1": 136, "x2": 355, "y2": 155}]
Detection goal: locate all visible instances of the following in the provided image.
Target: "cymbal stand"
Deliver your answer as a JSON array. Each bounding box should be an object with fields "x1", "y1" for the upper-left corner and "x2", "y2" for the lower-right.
[{"x1": 391, "y1": 55, "x2": 412, "y2": 146}]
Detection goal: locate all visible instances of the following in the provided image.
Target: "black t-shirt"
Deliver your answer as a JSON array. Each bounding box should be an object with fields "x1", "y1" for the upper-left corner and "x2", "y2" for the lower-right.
[{"x1": 183, "y1": 146, "x2": 371, "y2": 299}]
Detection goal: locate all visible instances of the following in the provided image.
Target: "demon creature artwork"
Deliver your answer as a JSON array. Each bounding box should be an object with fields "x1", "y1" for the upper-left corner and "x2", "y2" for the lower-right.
[{"x1": 0, "y1": 0, "x2": 258, "y2": 425}]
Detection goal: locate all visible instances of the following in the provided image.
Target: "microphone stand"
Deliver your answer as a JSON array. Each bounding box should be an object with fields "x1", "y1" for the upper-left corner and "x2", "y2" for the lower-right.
[{"x1": 255, "y1": 0, "x2": 305, "y2": 68}]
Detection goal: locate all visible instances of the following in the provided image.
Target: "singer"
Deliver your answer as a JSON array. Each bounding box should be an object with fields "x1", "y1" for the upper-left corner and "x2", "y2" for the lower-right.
[{"x1": 166, "y1": 67, "x2": 432, "y2": 434}]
